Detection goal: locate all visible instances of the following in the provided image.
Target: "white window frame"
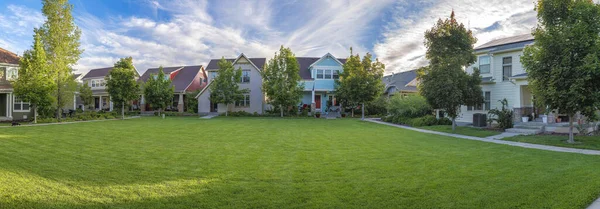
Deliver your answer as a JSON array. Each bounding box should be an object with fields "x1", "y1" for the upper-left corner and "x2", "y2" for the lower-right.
[
  {"x1": 479, "y1": 56, "x2": 490, "y2": 74},
  {"x1": 210, "y1": 71, "x2": 218, "y2": 81},
  {"x1": 484, "y1": 91, "x2": 491, "y2": 111},
  {"x1": 6, "y1": 67, "x2": 18, "y2": 80},
  {"x1": 316, "y1": 70, "x2": 324, "y2": 79},
  {"x1": 324, "y1": 70, "x2": 332, "y2": 79},
  {"x1": 13, "y1": 95, "x2": 30, "y2": 112},
  {"x1": 236, "y1": 94, "x2": 251, "y2": 107},
  {"x1": 91, "y1": 79, "x2": 105, "y2": 88},
  {"x1": 241, "y1": 70, "x2": 250, "y2": 83},
  {"x1": 502, "y1": 56, "x2": 512, "y2": 81},
  {"x1": 333, "y1": 70, "x2": 339, "y2": 79}
]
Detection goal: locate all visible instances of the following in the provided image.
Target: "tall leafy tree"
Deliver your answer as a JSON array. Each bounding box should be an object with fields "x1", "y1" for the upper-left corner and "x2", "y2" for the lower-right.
[
  {"x1": 13, "y1": 29, "x2": 55, "y2": 123},
  {"x1": 418, "y1": 11, "x2": 483, "y2": 131},
  {"x1": 78, "y1": 82, "x2": 93, "y2": 110},
  {"x1": 335, "y1": 48, "x2": 385, "y2": 120},
  {"x1": 210, "y1": 58, "x2": 246, "y2": 116},
  {"x1": 262, "y1": 46, "x2": 304, "y2": 117},
  {"x1": 521, "y1": 0, "x2": 600, "y2": 143},
  {"x1": 143, "y1": 67, "x2": 174, "y2": 117},
  {"x1": 106, "y1": 57, "x2": 140, "y2": 119},
  {"x1": 40, "y1": 0, "x2": 83, "y2": 120}
]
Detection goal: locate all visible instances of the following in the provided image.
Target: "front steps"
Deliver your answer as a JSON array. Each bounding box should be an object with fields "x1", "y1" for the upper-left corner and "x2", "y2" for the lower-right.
[{"x1": 506, "y1": 122, "x2": 545, "y2": 135}]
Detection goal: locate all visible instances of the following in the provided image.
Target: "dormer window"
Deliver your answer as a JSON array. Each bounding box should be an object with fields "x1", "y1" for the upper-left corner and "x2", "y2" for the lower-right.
[
  {"x1": 316, "y1": 70, "x2": 324, "y2": 79},
  {"x1": 91, "y1": 79, "x2": 106, "y2": 88},
  {"x1": 479, "y1": 56, "x2": 490, "y2": 74},
  {"x1": 324, "y1": 70, "x2": 332, "y2": 79},
  {"x1": 333, "y1": 70, "x2": 339, "y2": 79}
]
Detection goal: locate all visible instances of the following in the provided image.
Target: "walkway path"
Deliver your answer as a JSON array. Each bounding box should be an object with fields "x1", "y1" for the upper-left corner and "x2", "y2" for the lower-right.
[
  {"x1": 200, "y1": 114, "x2": 218, "y2": 119},
  {"x1": 0, "y1": 116, "x2": 141, "y2": 128},
  {"x1": 365, "y1": 119, "x2": 600, "y2": 156}
]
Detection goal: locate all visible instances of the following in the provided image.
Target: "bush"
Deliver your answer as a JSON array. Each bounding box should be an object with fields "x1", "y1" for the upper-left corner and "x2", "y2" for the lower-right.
[
  {"x1": 438, "y1": 117, "x2": 452, "y2": 125},
  {"x1": 366, "y1": 95, "x2": 389, "y2": 116},
  {"x1": 387, "y1": 95, "x2": 432, "y2": 118},
  {"x1": 488, "y1": 99, "x2": 514, "y2": 130}
]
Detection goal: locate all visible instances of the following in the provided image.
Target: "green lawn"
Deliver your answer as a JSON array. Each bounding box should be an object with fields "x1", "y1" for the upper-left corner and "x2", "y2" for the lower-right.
[
  {"x1": 0, "y1": 117, "x2": 599, "y2": 208},
  {"x1": 503, "y1": 134, "x2": 600, "y2": 151},
  {"x1": 419, "y1": 125, "x2": 501, "y2": 137}
]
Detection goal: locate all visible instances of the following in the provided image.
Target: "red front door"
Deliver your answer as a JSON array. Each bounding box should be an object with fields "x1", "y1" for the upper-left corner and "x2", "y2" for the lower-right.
[{"x1": 315, "y1": 95, "x2": 321, "y2": 109}]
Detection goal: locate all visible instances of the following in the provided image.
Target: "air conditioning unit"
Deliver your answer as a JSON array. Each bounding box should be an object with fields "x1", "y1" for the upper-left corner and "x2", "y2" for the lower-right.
[{"x1": 473, "y1": 113, "x2": 487, "y2": 127}]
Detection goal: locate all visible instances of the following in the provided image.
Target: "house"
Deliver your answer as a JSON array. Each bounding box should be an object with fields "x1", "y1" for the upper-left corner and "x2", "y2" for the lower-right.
[
  {"x1": 139, "y1": 65, "x2": 207, "y2": 112},
  {"x1": 81, "y1": 66, "x2": 141, "y2": 111},
  {"x1": 196, "y1": 54, "x2": 266, "y2": 114},
  {"x1": 455, "y1": 34, "x2": 535, "y2": 123},
  {"x1": 296, "y1": 53, "x2": 346, "y2": 114},
  {"x1": 0, "y1": 47, "x2": 32, "y2": 121},
  {"x1": 383, "y1": 70, "x2": 418, "y2": 97}
]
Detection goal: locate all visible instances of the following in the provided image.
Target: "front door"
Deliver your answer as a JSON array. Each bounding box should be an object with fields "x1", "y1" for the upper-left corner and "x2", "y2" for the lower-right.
[
  {"x1": 315, "y1": 95, "x2": 321, "y2": 109},
  {"x1": 0, "y1": 94, "x2": 6, "y2": 117},
  {"x1": 94, "y1": 97, "x2": 100, "y2": 109}
]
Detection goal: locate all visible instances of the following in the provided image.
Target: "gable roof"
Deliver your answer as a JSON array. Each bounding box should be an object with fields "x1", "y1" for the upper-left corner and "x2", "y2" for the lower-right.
[
  {"x1": 475, "y1": 34, "x2": 534, "y2": 51},
  {"x1": 296, "y1": 57, "x2": 347, "y2": 80},
  {"x1": 308, "y1": 53, "x2": 345, "y2": 69},
  {"x1": 383, "y1": 70, "x2": 418, "y2": 93},
  {"x1": 82, "y1": 67, "x2": 113, "y2": 79},
  {"x1": 139, "y1": 65, "x2": 204, "y2": 92},
  {"x1": 138, "y1": 66, "x2": 184, "y2": 82},
  {"x1": 206, "y1": 54, "x2": 266, "y2": 71},
  {"x1": 0, "y1": 47, "x2": 19, "y2": 65}
]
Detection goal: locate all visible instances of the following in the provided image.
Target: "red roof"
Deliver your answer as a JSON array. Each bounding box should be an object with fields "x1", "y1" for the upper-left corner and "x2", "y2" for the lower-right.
[{"x1": 0, "y1": 47, "x2": 19, "y2": 65}]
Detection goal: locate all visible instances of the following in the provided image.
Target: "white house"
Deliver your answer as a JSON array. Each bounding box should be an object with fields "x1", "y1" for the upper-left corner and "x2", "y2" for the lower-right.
[
  {"x1": 196, "y1": 53, "x2": 266, "y2": 115},
  {"x1": 456, "y1": 34, "x2": 537, "y2": 123}
]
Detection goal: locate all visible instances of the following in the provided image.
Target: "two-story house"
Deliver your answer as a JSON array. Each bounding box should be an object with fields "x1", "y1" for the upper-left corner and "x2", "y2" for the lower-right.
[
  {"x1": 138, "y1": 65, "x2": 207, "y2": 112},
  {"x1": 196, "y1": 54, "x2": 266, "y2": 114},
  {"x1": 81, "y1": 66, "x2": 141, "y2": 111},
  {"x1": 456, "y1": 34, "x2": 535, "y2": 123},
  {"x1": 383, "y1": 70, "x2": 418, "y2": 97},
  {"x1": 0, "y1": 47, "x2": 32, "y2": 121},
  {"x1": 296, "y1": 53, "x2": 346, "y2": 114}
]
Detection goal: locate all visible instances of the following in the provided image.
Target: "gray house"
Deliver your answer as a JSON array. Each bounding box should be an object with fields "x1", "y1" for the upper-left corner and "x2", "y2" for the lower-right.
[
  {"x1": 196, "y1": 53, "x2": 266, "y2": 115},
  {"x1": 383, "y1": 70, "x2": 418, "y2": 97},
  {"x1": 0, "y1": 47, "x2": 33, "y2": 121},
  {"x1": 80, "y1": 66, "x2": 140, "y2": 111}
]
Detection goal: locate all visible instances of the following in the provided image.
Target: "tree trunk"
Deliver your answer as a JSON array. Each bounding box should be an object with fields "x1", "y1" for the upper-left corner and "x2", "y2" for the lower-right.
[
  {"x1": 121, "y1": 103, "x2": 125, "y2": 120},
  {"x1": 361, "y1": 103, "x2": 365, "y2": 120},
  {"x1": 226, "y1": 104, "x2": 228, "y2": 116},
  {"x1": 56, "y1": 76, "x2": 61, "y2": 121},
  {"x1": 567, "y1": 115, "x2": 575, "y2": 143},
  {"x1": 280, "y1": 104, "x2": 283, "y2": 117},
  {"x1": 351, "y1": 108, "x2": 354, "y2": 118},
  {"x1": 33, "y1": 105, "x2": 37, "y2": 124},
  {"x1": 452, "y1": 117, "x2": 456, "y2": 132}
]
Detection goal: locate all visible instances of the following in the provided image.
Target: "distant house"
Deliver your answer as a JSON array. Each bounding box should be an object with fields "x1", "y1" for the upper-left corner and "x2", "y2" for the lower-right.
[
  {"x1": 383, "y1": 70, "x2": 418, "y2": 97},
  {"x1": 81, "y1": 66, "x2": 141, "y2": 111},
  {"x1": 139, "y1": 65, "x2": 207, "y2": 112},
  {"x1": 296, "y1": 53, "x2": 346, "y2": 114},
  {"x1": 196, "y1": 54, "x2": 266, "y2": 114},
  {"x1": 455, "y1": 34, "x2": 535, "y2": 123},
  {"x1": 0, "y1": 47, "x2": 32, "y2": 121}
]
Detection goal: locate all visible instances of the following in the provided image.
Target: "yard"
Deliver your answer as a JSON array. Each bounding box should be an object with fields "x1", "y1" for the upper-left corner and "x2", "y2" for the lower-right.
[
  {"x1": 419, "y1": 125, "x2": 501, "y2": 137},
  {"x1": 503, "y1": 134, "x2": 600, "y2": 151},
  {"x1": 0, "y1": 117, "x2": 599, "y2": 208}
]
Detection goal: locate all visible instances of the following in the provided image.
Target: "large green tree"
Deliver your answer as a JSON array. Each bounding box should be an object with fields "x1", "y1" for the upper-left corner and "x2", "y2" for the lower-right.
[
  {"x1": 335, "y1": 49, "x2": 385, "y2": 120},
  {"x1": 78, "y1": 82, "x2": 93, "y2": 110},
  {"x1": 262, "y1": 46, "x2": 304, "y2": 117},
  {"x1": 106, "y1": 57, "x2": 140, "y2": 119},
  {"x1": 418, "y1": 11, "x2": 483, "y2": 131},
  {"x1": 521, "y1": 0, "x2": 600, "y2": 143},
  {"x1": 40, "y1": 0, "x2": 83, "y2": 120},
  {"x1": 210, "y1": 58, "x2": 246, "y2": 116},
  {"x1": 143, "y1": 67, "x2": 174, "y2": 117},
  {"x1": 13, "y1": 29, "x2": 55, "y2": 123}
]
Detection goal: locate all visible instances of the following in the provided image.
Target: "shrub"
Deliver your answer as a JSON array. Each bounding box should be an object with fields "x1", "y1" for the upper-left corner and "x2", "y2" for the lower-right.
[
  {"x1": 438, "y1": 117, "x2": 452, "y2": 125},
  {"x1": 488, "y1": 99, "x2": 514, "y2": 130},
  {"x1": 366, "y1": 95, "x2": 389, "y2": 116},
  {"x1": 387, "y1": 95, "x2": 432, "y2": 118}
]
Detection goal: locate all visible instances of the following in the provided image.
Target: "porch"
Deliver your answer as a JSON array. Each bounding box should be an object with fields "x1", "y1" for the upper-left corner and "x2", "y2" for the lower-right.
[
  {"x1": 0, "y1": 92, "x2": 12, "y2": 121},
  {"x1": 300, "y1": 91, "x2": 341, "y2": 114}
]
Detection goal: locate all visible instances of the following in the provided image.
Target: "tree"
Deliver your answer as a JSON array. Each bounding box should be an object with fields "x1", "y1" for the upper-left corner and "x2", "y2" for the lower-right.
[
  {"x1": 13, "y1": 29, "x2": 55, "y2": 124},
  {"x1": 209, "y1": 58, "x2": 246, "y2": 116},
  {"x1": 40, "y1": 0, "x2": 83, "y2": 120},
  {"x1": 418, "y1": 11, "x2": 483, "y2": 131},
  {"x1": 106, "y1": 57, "x2": 140, "y2": 119},
  {"x1": 78, "y1": 82, "x2": 93, "y2": 110},
  {"x1": 143, "y1": 67, "x2": 174, "y2": 117},
  {"x1": 335, "y1": 48, "x2": 385, "y2": 120},
  {"x1": 262, "y1": 46, "x2": 304, "y2": 117},
  {"x1": 521, "y1": 0, "x2": 600, "y2": 143}
]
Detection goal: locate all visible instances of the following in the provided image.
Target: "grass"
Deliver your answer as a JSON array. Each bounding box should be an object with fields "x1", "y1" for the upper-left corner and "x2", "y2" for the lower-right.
[
  {"x1": 419, "y1": 125, "x2": 501, "y2": 137},
  {"x1": 0, "y1": 117, "x2": 599, "y2": 208},
  {"x1": 503, "y1": 134, "x2": 600, "y2": 151}
]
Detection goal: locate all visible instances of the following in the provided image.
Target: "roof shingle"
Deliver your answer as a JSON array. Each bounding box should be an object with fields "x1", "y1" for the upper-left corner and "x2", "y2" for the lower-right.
[
  {"x1": 0, "y1": 47, "x2": 19, "y2": 65},
  {"x1": 475, "y1": 34, "x2": 534, "y2": 50},
  {"x1": 82, "y1": 67, "x2": 113, "y2": 79}
]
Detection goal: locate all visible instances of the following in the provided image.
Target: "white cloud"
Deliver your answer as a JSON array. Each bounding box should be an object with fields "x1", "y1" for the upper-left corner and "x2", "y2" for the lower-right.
[{"x1": 374, "y1": 0, "x2": 537, "y2": 74}]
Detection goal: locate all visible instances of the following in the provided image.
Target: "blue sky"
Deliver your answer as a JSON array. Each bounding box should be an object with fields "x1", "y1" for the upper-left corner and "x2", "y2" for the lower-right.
[{"x1": 0, "y1": 0, "x2": 538, "y2": 75}]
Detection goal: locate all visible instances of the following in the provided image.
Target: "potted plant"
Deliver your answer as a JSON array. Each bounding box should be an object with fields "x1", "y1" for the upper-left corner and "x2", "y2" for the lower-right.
[
  {"x1": 315, "y1": 112, "x2": 321, "y2": 118},
  {"x1": 521, "y1": 114, "x2": 530, "y2": 123},
  {"x1": 341, "y1": 112, "x2": 346, "y2": 118}
]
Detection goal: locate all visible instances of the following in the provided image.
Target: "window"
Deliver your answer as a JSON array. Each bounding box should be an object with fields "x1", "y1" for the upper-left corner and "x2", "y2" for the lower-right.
[
  {"x1": 241, "y1": 70, "x2": 250, "y2": 83},
  {"x1": 502, "y1": 56, "x2": 512, "y2": 81},
  {"x1": 479, "y1": 56, "x2": 490, "y2": 74},
  {"x1": 91, "y1": 79, "x2": 105, "y2": 88},
  {"x1": 236, "y1": 94, "x2": 251, "y2": 107},
  {"x1": 13, "y1": 96, "x2": 30, "y2": 112},
  {"x1": 210, "y1": 72, "x2": 218, "y2": 81},
  {"x1": 333, "y1": 70, "x2": 339, "y2": 79},
  {"x1": 6, "y1": 67, "x2": 17, "y2": 80},
  {"x1": 484, "y1": 91, "x2": 491, "y2": 110},
  {"x1": 0, "y1": 67, "x2": 5, "y2": 81},
  {"x1": 324, "y1": 70, "x2": 332, "y2": 79},
  {"x1": 316, "y1": 70, "x2": 324, "y2": 79}
]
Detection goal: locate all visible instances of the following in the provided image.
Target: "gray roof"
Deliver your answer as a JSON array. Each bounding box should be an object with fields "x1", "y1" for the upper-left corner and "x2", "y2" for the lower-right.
[
  {"x1": 82, "y1": 67, "x2": 113, "y2": 79},
  {"x1": 206, "y1": 58, "x2": 266, "y2": 71},
  {"x1": 138, "y1": 65, "x2": 203, "y2": 92},
  {"x1": 383, "y1": 70, "x2": 417, "y2": 93},
  {"x1": 512, "y1": 73, "x2": 528, "y2": 78},
  {"x1": 296, "y1": 57, "x2": 347, "y2": 80},
  {"x1": 475, "y1": 34, "x2": 534, "y2": 51}
]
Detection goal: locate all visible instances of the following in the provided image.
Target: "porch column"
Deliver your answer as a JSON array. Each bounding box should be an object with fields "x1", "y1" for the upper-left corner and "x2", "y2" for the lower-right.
[
  {"x1": 109, "y1": 96, "x2": 113, "y2": 111},
  {"x1": 311, "y1": 90, "x2": 315, "y2": 113},
  {"x1": 7, "y1": 93, "x2": 12, "y2": 119},
  {"x1": 177, "y1": 93, "x2": 184, "y2": 113},
  {"x1": 73, "y1": 94, "x2": 77, "y2": 110},
  {"x1": 99, "y1": 96, "x2": 103, "y2": 110},
  {"x1": 140, "y1": 95, "x2": 146, "y2": 112}
]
